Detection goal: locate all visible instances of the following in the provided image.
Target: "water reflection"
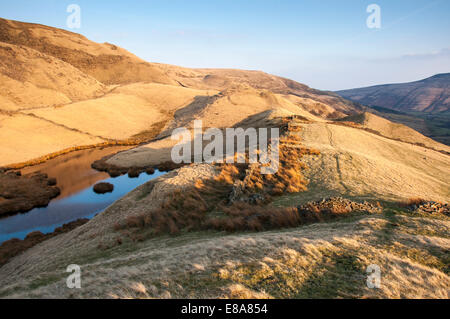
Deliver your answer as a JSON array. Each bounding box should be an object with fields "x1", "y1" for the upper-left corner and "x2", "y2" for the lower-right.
[
  {"x1": 0, "y1": 147, "x2": 164, "y2": 244},
  {"x1": 20, "y1": 146, "x2": 131, "y2": 199}
]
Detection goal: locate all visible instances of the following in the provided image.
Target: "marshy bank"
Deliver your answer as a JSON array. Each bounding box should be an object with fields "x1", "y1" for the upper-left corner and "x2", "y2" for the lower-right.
[{"x1": 0, "y1": 171, "x2": 60, "y2": 217}]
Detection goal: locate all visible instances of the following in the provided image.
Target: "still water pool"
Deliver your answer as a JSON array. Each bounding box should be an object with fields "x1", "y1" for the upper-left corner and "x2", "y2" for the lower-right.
[{"x1": 0, "y1": 147, "x2": 164, "y2": 244}]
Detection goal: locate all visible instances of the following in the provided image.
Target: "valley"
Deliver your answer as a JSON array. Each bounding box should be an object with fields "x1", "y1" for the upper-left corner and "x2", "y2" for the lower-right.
[
  {"x1": 0, "y1": 17, "x2": 448, "y2": 299},
  {"x1": 336, "y1": 74, "x2": 450, "y2": 145}
]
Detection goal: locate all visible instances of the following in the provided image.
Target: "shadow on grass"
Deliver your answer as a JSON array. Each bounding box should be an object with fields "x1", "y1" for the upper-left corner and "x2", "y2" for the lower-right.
[{"x1": 293, "y1": 252, "x2": 366, "y2": 299}]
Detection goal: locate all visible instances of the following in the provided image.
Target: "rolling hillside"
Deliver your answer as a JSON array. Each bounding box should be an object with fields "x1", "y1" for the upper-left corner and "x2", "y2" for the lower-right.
[
  {"x1": 0, "y1": 18, "x2": 449, "y2": 299},
  {"x1": 1, "y1": 118, "x2": 448, "y2": 298},
  {"x1": 0, "y1": 17, "x2": 363, "y2": 167}
]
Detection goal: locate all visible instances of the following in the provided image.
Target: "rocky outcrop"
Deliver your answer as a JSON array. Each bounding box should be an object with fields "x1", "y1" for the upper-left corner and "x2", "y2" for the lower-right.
[
  {"x1": 298, "y1": 197, "x2": 383, "y2": 215},
  {"x1": 404, "y1": 201, "x2": 449, "y2": 216}
]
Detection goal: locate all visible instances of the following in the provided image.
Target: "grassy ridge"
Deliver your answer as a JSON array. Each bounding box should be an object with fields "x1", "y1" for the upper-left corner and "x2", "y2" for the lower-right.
[{"x1": 370, "y1": 106, "x2": 450, "y2": 146}]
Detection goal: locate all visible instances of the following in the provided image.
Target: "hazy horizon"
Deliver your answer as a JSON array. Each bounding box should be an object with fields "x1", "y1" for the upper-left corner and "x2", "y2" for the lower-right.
[{"x1": 1, "y1": 0, "x2": 449, "y2": 90}]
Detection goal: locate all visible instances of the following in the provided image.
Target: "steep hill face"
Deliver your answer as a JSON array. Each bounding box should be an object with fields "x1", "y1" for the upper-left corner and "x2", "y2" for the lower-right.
[
  {"x1": 337, "y1": 73, "x2": 450, "y2": 113},
  {"x1": 0, "y1": 18, "x2": 175, "y2": 85},
  {"x1": 0, "y1": 42, "x2": 106, "y2": 110}
]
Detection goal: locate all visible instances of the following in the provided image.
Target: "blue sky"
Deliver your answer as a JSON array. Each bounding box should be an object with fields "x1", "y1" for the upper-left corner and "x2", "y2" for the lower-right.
[{"x1": 1, "y1": 0, "x2": 449, "y2": 90}]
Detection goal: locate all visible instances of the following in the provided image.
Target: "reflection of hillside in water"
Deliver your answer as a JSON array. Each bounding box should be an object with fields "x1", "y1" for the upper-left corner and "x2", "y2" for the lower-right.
[{"x1": 21, "y1": 146, "x2": 131, "y2": 199}]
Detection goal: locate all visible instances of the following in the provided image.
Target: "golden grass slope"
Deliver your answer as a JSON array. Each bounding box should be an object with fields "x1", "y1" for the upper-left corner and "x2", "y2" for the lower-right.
[
  {"x1": 0, "y1": 113, "x2": 104, "y2": 166},
  {"x1": 0, "y1": 42, "x2": 106, "y2": 110},
  {"x1": 0, "y1": 164, "x2": 448, "y2": 299},
  {"x1": 30, "y1": 93, "x2": 167, "y2": 140},
  {"x1": 29, "y1": 83, "x2": 218, "y2": 140},
  {"x1": 112, "y1": 82, "x2": 218, "y2": 112},
  {"x1": 0, "y1": 18, "x2": 175, "y2": 86},
  {"x1": 104, "y1": 86, "x2": 324, "y2": 169},
  {"x1": 163, "y1": 84, "x2": 294, "y2": 131},
  {"x1": 0, "y1": 82, "x2": 218, "y2": 166},
  {"x1": 287, "y1": 122, "x2": 450, "y2": 203},
  {"x1": 340, "y1": 112, "x2": 450, "y2": 153},
  {"x1": 156, "y1": 64, "x2": 364, "y2": 118}
]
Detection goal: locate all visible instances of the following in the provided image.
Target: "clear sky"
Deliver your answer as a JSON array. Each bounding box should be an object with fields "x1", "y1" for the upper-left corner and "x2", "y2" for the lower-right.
[{"x1": 1, "y1": 0, "x2": 449, "y2": 90}]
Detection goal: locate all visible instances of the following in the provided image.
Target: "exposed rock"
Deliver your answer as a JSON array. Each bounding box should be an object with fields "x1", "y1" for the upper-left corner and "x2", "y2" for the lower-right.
[
  {"x1": 405, "y1": 201, "x2": 450, "y2": 216},
  {"x1": 228, "y1": 164, "x2": 262, "y2": 204},
  {"x1": 298, "y1": 197, "x2": 382, "y2": 215},
  {"x1": 229, "y1": 183, "x2": 267, "y2": 205},
  {"x1": 229, "y1": 180, "x2": 245, "y2": 203}
]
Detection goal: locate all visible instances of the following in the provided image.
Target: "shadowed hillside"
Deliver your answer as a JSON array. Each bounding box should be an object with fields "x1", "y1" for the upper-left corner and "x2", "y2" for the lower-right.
[
  {"x1": 336, "y1": 74, "x2": 450, "y2": 145},
  {"x1": 337, "y1": 73, "x2": 450, "y2": 113}
]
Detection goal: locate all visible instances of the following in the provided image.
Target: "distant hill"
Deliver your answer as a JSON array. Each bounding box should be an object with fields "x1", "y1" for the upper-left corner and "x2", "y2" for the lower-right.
[
  {"x1": 336, "y1": 74, "x2": 450, "y2": 145},
  {"x1": 336, "y1": 73, "x2": 450, "y2": 113}
]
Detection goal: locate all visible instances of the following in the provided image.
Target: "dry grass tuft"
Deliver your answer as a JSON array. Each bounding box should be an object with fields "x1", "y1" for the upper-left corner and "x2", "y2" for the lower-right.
[
  {"x1": 205, "y1": 200, "x2": 362, "y2": 232},
  {"x1": 241, "y1": 129, "x2": 319, "y2": 197},
  {"x1": 214, "y1": 164, "x2": 241, "y2": 185},
  {"x1": 222, "y1": 284, "x2": 272, "y2": 299}
]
